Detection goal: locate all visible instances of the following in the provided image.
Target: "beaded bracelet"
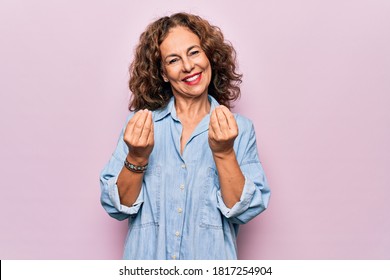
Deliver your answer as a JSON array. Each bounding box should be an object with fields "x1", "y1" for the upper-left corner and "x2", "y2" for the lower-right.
[{"x1": 124, "y1": 158, "x2": 148, "y2": 173}]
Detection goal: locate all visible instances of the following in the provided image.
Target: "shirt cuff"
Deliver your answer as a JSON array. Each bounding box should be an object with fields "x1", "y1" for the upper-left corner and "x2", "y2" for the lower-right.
[
  {"x1": 107, "y1": 176, "x2": 143, "y2": 215},
  {"x1": 216, "y1": 175, "x2": 256, "y2": 219}
]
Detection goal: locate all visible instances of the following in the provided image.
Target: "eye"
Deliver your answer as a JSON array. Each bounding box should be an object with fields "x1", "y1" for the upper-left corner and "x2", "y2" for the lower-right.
[
  {"x1": 189, "y1": 50, "x2": 200, "y2": 56},
  {"x1": 167, "y1": 57, "x2": 180, "y2": 65}
]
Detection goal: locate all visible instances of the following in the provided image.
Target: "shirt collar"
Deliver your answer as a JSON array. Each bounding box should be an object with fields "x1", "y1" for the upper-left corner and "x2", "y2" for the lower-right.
[{"x1": 152, "y1": 95, "x2": 220, "y2": 122}]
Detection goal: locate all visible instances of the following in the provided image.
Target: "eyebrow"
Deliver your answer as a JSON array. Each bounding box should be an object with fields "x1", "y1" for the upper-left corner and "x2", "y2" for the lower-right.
[{"x1": 164, "y1": 45, "x2": 200, "y2": 60}]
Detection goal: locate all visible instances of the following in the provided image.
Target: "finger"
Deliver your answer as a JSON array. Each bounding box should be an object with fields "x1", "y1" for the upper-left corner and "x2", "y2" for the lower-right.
[
  {"x1": 209, "y1": 108, "x2": 221, "y2": 134},
  {"x1": 208, "y1": 116, "x2": 216, "y2": 138},
  {"x1": 147, "y1": 115, "x2": 154, "y2": 145},
  {"x1": 219, "y1": 106, "x2": 238, "y2": 132},
  {"x1": 215, "y1": 107, "x2": 229, "y2": 134},
  {"x1": 132, "y1": 110, "x2": 149, "y2": 139},
  {"x1": 139, "y1": 110, "x2": 152, "y2": 143},
  {"x1": 124, "y1": 110, "x2": 143, "y2": 141}
]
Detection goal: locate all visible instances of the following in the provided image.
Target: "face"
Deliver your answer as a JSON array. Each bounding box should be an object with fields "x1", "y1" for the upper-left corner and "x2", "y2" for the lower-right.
[{"x1": 160, "y1": 26, "x2": 212, "y2": 100}]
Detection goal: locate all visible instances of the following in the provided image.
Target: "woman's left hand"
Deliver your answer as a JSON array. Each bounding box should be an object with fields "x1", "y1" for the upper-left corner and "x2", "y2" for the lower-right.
[{"x1": 208, "y1": 105, "x2": 238, "y2": 158}]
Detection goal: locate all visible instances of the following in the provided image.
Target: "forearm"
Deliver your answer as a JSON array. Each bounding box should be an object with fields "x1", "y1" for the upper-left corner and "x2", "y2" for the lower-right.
[
  {"x1": 116, "y1": 154, "x2": 147, "y2": 207},
  {"x1": 213, "y1": 150, "x2": 245, "y2": 208}
]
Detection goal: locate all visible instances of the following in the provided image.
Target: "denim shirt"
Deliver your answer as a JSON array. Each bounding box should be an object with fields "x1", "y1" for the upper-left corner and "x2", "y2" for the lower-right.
[{"x1": 100, "y1": 95, "x2": 270, "y2": 260}]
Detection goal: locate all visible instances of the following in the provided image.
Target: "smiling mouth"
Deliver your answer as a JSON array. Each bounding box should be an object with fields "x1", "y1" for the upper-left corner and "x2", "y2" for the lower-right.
[{"x1": 182, "y1": 72, "x2": 202, "y2": 84}]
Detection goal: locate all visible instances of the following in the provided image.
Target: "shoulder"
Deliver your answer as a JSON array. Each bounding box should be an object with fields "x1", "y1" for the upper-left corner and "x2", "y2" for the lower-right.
[
  {"x1": 232, "y1": 113, "x2": 260, "y2": 161},
  {"x1": 233, "y1": 113, "x2": 255, "y2": 132}
]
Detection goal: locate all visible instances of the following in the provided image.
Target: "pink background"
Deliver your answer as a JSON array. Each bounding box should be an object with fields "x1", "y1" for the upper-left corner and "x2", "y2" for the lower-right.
[{"x1": 1, "y1": 0, "x2": 389, "y2": 259}]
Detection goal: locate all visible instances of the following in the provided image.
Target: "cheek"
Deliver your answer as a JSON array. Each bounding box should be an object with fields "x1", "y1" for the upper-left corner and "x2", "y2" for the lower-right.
[
  {"x1": 201, "y1": 55, "x2": 211, "y2": 67},
  {"x1": 167, "y1": 67, "x2": 182, "y2": 80},
  {"x1": 203, "y1": 59, "x2": 212, "y2": 74},
  {"x1": 204, "y1": 62, "x2": 212, "y2": 79}
]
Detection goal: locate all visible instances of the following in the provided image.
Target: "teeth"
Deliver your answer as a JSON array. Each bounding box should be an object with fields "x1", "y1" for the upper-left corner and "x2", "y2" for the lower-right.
[{"x1": 185, "y1": 74, "x2": 200, "y2": 82}]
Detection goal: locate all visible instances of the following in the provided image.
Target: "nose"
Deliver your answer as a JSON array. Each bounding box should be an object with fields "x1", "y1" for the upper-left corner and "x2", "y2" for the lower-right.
[{"x1": 181, "y1": 56, "x2": 194, "y2": 73}]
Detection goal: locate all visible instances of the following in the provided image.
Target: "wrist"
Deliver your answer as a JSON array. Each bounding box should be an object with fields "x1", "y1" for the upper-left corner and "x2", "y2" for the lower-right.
[
  {"x1": 212, "y1": 148, "x2": 236, "y2": 160},
  {"x1": 126, "y1": 153, "x2": 149, "y2": 166},
  {"x1": 124, "y1": 157, "x2": 148, "y2": 173}
]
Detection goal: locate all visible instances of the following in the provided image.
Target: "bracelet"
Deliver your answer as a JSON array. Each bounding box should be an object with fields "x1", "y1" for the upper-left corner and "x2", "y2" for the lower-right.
[{"x1": 124, "y1": 158, "x2": 148, "y2": 173}]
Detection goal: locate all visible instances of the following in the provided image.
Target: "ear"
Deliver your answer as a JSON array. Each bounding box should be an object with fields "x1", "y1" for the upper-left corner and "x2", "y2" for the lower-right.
[{"x1": 161, "y1": 72, "x2": 169, "y2": 83}]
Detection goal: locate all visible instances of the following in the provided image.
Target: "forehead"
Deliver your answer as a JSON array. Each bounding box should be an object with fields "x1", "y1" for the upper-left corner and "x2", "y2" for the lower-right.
[{"x1": 160, "y1": 26, "x2": 201, "y2": 56}]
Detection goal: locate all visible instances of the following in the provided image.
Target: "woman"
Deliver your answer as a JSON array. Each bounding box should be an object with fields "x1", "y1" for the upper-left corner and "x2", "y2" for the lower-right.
[{"x1": 100, "y1": 12, "x2": 270, "y2": 260}]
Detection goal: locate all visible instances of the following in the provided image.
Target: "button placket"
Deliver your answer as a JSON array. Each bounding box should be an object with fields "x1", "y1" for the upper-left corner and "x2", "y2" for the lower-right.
[{"x1": 171, "y1": 161, "x2": 187, "y2": 261}]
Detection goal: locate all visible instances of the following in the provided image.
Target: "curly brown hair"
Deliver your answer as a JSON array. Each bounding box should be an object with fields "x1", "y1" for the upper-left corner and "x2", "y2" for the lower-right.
[{"x1": 128, "y1": 12, "x2": 242, "y2": 111}]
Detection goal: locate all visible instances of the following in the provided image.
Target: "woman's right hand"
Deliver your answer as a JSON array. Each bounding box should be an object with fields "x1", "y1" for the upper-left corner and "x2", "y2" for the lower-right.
[{"x1": 123, "y1": 109, "x2": 154, "y2": 165}]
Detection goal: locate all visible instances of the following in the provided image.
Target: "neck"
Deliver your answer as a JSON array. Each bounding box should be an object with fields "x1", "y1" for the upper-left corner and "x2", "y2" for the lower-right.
[{"x1": 174, "y1": 94, "x2": 211, "y2": 120}]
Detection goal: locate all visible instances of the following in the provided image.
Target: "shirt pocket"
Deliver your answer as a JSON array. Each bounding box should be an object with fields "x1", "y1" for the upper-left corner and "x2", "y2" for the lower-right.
[
  {"x1": 200, "y1": 167, "x2": 224, "y2": 229},
  {"x1": 130, "y1": 165, "x2": 161, "y2": 229}
]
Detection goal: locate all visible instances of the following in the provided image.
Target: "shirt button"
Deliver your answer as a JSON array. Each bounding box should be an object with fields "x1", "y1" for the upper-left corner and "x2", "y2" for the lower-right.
[
  {"x1": 180, "y1": 184, "x2": 184, "y2": 190},
  {"x1": 175, "y1": 231, "x2": 180, "y2": 237},
  {"x1": 181, "y1": 164, "x2": 186, "y2": 169},
  {"x1": 178, "y1": 208, "x2": 183, "y2": 213}
]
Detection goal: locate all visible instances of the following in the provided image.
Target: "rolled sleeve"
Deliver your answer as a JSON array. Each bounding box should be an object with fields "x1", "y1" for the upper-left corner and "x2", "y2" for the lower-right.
[
  {"x1": 216, "y1": 115, "x2": 271, "y2": 224},
  {"x1": 216, "y1": 175, "x2": 256, "y2": 219},
  {"x1": 99, "y1": 112, "x2": 144, "y2": 221},
  {"x1": 100, "y1": 155, "x2": 144, "y2": 221},
  {"x1": 217, "y1": 168, "x2": 270, "y2": 224},
  {"x1": 107, "y1": 176, "x2": 143, "y2": 215}
]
